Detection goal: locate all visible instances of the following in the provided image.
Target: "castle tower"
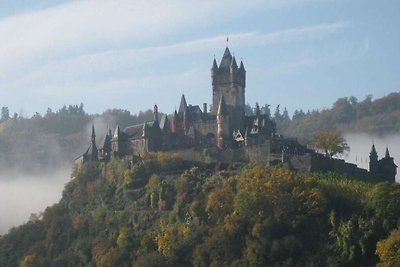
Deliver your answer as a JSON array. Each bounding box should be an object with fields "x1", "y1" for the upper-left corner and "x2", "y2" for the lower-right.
[
  {"x1": 369, "y1": 144, "x2": 378, "y2": 175},
  {"x1": 212, "y1": 47, "x2": 246, "y2": 130},
  {"x1": 217, "y1": 96, "x2": 230, "y2": 149},
  {"x1": 379, "y1": 147, "x2": 398, "y2": 182},
  {"x1": 89, "y1": 124, "x2": 98, "y2": 161}
]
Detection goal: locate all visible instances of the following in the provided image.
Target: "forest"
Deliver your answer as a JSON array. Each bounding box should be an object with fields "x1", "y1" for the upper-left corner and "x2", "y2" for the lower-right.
[{"x1": 1, "y1": 154, "x2": 400, "y2": 266}]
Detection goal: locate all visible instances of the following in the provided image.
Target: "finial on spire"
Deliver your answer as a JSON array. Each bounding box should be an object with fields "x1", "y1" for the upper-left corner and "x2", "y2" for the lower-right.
[{"x1": 226, "y1": 36, "x2": 229, "y2": 47}]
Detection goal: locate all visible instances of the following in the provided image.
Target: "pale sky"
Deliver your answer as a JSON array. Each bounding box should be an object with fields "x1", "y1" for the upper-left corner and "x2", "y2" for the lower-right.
[{"x1": 0, "y1": 0, "x2": 399, "y2": 117}]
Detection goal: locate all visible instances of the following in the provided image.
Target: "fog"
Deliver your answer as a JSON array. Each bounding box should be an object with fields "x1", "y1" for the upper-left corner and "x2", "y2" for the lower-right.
[
  {"x1": 342, "y1": 133, "x2": 400, "y2": 181},
  {"x1": 0, "y1": 168, "x2": 71, "y2": 235}
]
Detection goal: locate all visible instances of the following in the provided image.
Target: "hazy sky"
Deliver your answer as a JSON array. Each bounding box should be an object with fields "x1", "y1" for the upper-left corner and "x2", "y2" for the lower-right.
[{"x1": 0, "y1": 0, "x2": 399, "y2": 116}]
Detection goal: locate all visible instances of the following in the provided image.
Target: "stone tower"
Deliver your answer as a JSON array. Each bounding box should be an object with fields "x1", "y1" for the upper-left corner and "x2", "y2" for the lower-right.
[{"x1": 212, "y1": 47, "x2": 246, "y2": 130}]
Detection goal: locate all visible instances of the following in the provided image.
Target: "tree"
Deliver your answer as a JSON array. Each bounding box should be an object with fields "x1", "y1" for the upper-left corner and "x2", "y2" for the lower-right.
[
  {"x1": 274, "y1": 105, "x2": 282, "y2": 121},
  {"x1": 376, "y1": 227, "x2": 400, "y2": 266},
  {"x1": 1, "y1": 106, "x2": 10, "y2": 121},
  {"x1": 314, "y1": 129, "x2": 349, "y2": 158}
]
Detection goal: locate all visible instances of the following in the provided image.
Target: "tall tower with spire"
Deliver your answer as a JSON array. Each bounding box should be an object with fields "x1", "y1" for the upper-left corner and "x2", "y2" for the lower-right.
[
  {"x1": 211, "y1": 47, "x2": 246, "y2": 131},
  {"x1": 369, "y1": 144, "x2": 378, "y2": 175},
  {"x1": 89, "y1": 124, "x2": 98, "y2": 161}
]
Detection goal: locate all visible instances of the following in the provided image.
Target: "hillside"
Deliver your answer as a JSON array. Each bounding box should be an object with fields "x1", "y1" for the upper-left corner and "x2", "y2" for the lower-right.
[
  {"x1": 273, "y1": 92, "x2": 400, "y2": 140},
  {"x1": 1, "y1": 155, "x2": 400, "y2": 266}
]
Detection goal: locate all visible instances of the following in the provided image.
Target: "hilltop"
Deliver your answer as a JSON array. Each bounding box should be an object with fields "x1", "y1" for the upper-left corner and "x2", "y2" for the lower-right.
[
  {"x1": 273, "y1": 92, "x2": 400, "y2": 140},
  {"x1": 1, "y1": 155, "x2": 400, "y2": 266}
]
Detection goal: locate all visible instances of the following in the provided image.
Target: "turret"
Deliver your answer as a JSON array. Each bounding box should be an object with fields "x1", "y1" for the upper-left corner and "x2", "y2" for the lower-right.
[
  {"x1": 178, "y1": 94, "x2": 187, "y2": 114},
  {"x1": 378, "y1": 146, "x2": 397, "y2": 182},
  {"x1": 211, "y1": 58, "x2": 218, "y2": 77},
  {"x1": 385, "y1": 147, "x2": 391, "y2": 158},
  {"x1": 89, "y1": 123, "x2": 98, "y2": 161},
  {"x1": 230, "y1": 56, "x2": 238, "y2": 72},
  {"x1": 369, "y1": 144, "x2": 378, "y2": 175}
]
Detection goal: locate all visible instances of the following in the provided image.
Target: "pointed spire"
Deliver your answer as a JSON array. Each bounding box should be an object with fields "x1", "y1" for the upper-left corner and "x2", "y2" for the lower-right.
[
  {"x1": 178, "y1": 94, "x2": 187, "y2": 114},
  {"x1": 217, "y1": 95, "x2": 228, "y2": 115},
  {"x1": 230, "y1": 56, "x2": 238, "y2": 71},
  {"x1": 91, "y1": 123, "x2": 96, "y2": 143},
  {"x1": 370, "y1": 144, "x2": 377, "y2": 155},
  {"x1": 212, "y1": 58, "x2": 218, "y2": 71},
  {"x1": 219, "y1": 47, "x2": 233, "y2": 69},
  {"x1": 239, "y1": 60, "x2": 245, "y2": 72},
  {"x1": 385, "y1": 147, "x2": 391, "y2": 158}
]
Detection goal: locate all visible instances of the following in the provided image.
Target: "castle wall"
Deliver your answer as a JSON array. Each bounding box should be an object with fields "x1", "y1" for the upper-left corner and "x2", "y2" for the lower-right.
[
  {"x1": 310, "y1": 154, "x2": 369, "y2": 178},
  {"x1": 192, "y1": 120, "x2": 217, "y2": 137},
  {"x1": 244, "y1": 142, "x2": 271, "y2": 165},
  {"x1": 289, "y1": 154, "x2": 312, "y2": 171}
]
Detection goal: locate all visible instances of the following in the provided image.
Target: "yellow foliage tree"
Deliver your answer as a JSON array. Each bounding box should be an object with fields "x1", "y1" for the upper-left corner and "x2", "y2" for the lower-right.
[
  {"x1": 376, "y1": 227, "x2": 400, "y2": 266},
  {"x1": 314, "y1": 129, "x2": 350, "y2": 158}
]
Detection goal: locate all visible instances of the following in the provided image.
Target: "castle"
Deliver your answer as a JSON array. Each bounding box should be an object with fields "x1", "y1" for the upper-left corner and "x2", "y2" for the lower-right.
[{"x1": 77, "y1": 46, "x2": 397, "y2": 182}]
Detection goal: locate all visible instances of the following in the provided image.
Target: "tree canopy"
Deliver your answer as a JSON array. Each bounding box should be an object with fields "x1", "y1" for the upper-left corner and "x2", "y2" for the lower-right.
[
  {"x1": 314, "y1": 129, "x2": 350, "y2": 158},
  {"x1": 0, "y1": 157, "x2": 399, "y2": 266}
]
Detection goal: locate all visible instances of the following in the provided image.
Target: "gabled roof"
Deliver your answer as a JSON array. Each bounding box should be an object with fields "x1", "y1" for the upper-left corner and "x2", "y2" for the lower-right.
[
  {"x1": 124, "y1": 124, "x2": 145, "y2": 139},
  {"x1": 123, "y1": 120, "x2": 160, "y2": 140}
]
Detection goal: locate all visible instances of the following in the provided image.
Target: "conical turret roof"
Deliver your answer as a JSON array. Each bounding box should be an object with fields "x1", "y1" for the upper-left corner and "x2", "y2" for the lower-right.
[
  {"x1": 239, "y1": 60, "x2": 246, "y2": 72},
  {"x1": 178, "y1": 94, "x2": 187, "y2": 114},
  {"x1": 231, "y1": 56, "x2": 238, "y2": 70},
  {"x1": 219, "y1": 47, "x2": 232, "y2": 70},
  {"x1": 212, "y1": 58, "x2": 218, "y2": 71},
  {"x1": 385, "y1": 147, "x2": 391, "y2": 158},
  {"x1": 370, "y1": 144, "x2": 377, "y2": 156}
]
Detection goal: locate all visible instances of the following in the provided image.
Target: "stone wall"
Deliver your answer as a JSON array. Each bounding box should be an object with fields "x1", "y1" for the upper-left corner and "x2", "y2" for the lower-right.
[{"x1": 244, "y1": 142, "x2": 271, "y2": 165}]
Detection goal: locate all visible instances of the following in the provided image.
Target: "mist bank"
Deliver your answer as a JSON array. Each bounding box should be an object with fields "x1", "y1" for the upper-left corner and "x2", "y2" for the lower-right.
[
  {"x1": 0, "y1": 168, "x2": 71, "y2": 235},
  {"x1": 343, "y1": 133, "x2": 400, "y2": 181}
]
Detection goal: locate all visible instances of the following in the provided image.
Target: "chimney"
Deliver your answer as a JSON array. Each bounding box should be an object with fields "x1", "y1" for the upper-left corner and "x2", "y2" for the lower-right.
[{"x1": 203, "y1": 103, "x2": 207, "y2": 114}]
